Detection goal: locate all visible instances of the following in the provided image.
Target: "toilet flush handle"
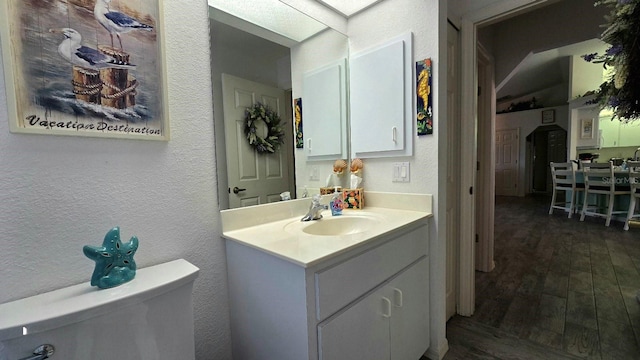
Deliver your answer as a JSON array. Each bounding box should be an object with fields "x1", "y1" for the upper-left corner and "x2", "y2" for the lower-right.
[{"x1": 18, "y1": 344, "x2": 55, "y2": 360}]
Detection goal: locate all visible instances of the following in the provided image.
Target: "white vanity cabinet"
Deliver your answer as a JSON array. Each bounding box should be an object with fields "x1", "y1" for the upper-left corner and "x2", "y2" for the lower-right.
[
  {"x1": 225, "y1": 221, "x2": 430, "y2": 360},
  {"x1": 318, "y1": 257, "x2": 429, "y2": 360}
]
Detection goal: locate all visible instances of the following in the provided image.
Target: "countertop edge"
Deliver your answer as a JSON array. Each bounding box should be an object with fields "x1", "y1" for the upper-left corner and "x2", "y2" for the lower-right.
[{"x1": 223, "y1": 209, "x2": 432, "y2": 268}]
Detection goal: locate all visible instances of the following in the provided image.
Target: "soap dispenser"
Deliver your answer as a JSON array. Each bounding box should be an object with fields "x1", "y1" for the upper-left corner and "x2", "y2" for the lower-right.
[{"x1": 330, "y1": 186, "x2": 343, "y2": 216}]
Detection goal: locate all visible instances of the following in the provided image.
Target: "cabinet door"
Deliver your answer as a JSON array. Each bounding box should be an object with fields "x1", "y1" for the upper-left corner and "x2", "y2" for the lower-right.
[
  {"x1": 619, "y1": 121, "x2": 640, "y2": 147},
  {"x1": 303, "y1": 59, "x2": 348, "y2": 160},
  {"x1": 599, "y1": 116, "x2": 619, "y2": 147},
  {"x1": 318, "y1": 287, "x2": 390, "y2": 360},
  {"x1": 350, "y1": 33, "x2": 412, "y2": 158},
  {"x1": 389, "y1": 257, "x2": 430, "y2": 360}
]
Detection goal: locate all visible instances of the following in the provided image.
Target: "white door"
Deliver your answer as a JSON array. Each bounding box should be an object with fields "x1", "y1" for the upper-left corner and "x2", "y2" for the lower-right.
[
  {"x1": 445, "y1": 22, "x2": 460, "y2": 320},
  {"x1": 221, "y1": 74, "x2": 292, "y2": 208},
  {"x1": 495, "y1": 129, "x2": 519, "y2": 196}
]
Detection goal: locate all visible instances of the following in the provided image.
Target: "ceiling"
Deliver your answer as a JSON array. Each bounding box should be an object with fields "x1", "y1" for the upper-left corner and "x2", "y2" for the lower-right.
[
  {"x1": 482, "y1": 0, "x2": 611, "y2": 106},
  {"x1": 496, "y1": 38, "x2": 608, "y2": 101},
  {"x1": 208, "y1": 0, "x2": 329, "y2": 45},
  {"x1": 314, "y1": 0, "x2": 383, "y2": 17},
  {"x1": 208, "y1": 0, "x2": 387, "y2": 47}
]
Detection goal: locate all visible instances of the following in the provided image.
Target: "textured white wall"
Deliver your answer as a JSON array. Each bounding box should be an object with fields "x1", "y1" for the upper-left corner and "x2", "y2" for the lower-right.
[
  {"x1": 569, "y1": 54, "x2": 605, "y2": 100},
  {"x1": 0, "y1": 1, "x2": 232, "y2": 359},
  {"x1": 348, "y1": 0, "x2": 440, "y2": 199}
]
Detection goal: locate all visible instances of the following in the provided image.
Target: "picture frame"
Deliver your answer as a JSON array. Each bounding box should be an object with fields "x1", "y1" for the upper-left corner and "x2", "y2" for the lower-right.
[
  {"x1": 416, "y1": 58, "x2": 433, "y2": 135},
  {"x1": 541, "y1": 109, "x2": 555, "y2": 124},
  {"x1": 0, "y1": 0, "x2": 169, "y2": 140},
  {"x1": 294, "y1": 98, "x2": 303, "y2": 148},
  {"x1": 581, "y1": 118, "x2": 594, "y2": 139}
]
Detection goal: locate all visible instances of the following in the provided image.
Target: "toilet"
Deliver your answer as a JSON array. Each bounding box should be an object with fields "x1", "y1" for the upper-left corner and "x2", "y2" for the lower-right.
[{"x1": 0, "y1": 259, "x2": 199, "y2": 360}]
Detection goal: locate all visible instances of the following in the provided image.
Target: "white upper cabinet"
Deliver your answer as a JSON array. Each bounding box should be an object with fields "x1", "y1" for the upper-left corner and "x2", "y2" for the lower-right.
[
  {"x1": 350, "y1": 33, "x2": 413, "y2": 158},
  {"x1": 598, "y1": 114, "x2": 640, "y2": 148},
  {"x1": 619, "y1": 121, "x2": 640, "y2": 147},
  {"x1": 302, "y1": 58, "x2": 348, "y2": 161},
  {"x1": 599, "y1": 115, "x2": 619, "y2": 147}
]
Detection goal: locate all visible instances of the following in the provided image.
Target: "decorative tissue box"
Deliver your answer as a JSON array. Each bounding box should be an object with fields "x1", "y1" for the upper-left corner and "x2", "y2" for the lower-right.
[
  {"x1": 343, "y1": 188, "x2": 364, "y2": 209},
  {"x1": 320, "y1": 186, "x2": 342, "y2": 195}
]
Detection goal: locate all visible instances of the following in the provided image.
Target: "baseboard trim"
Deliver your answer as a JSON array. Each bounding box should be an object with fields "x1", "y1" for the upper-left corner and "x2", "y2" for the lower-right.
[{"x1": 425, "y1": 338, "x2": 449, "y2": 360}]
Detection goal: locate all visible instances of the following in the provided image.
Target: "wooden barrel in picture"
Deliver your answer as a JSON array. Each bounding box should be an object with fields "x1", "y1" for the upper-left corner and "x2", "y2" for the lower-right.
[
  {"x1": 72, "y1": 66, "x2": 101, "y2": 104},
  {"x1": 100, "y1": 67, "x2": 129, "y2": 109},
  {"x1": 126, "y1": 74, "x2": 138, "y2": 108},
  {"x1": 97, "y1": 45, "x2": 137, "y2": 109}
]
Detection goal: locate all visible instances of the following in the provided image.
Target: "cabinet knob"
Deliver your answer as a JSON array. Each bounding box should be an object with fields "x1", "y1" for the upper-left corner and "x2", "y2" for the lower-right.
[
  {"x1": 381, "y1": 297, "x2": 391, "y2": 318},
  {"x1": 393, "y1": 288, "x2": 403, "y2": 307}
]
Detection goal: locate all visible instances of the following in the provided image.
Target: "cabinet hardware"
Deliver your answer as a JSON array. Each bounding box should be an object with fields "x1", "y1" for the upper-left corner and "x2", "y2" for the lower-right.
[
  {"x1": 393, "y1": 288, "x2": 403, "y2": 307},
  {"x1": 381, "y1": 297, "x2": 392, "y2": 318}
]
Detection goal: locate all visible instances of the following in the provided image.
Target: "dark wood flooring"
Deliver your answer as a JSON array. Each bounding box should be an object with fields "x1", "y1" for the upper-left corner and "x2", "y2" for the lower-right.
[{"x1": 443, "y1": 194, "x2": 640, "y2": 360}]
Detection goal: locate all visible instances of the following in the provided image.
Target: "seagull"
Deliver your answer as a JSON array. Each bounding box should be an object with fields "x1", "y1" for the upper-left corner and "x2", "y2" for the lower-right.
[
  {"x1": 94, "y1": 0, "x2": 153, "y2": 50},
  {"x1": 50, "y1": 28, "x2": 135, "y2": 70}
]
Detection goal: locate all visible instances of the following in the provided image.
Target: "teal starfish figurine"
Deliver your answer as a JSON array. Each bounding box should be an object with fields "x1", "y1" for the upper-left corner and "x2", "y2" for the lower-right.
[{"x1": 83, "y1": 227, "x2": 138, "y2": 289}]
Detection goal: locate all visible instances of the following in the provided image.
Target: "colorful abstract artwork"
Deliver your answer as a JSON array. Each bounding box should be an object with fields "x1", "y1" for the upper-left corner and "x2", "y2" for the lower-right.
[
  {"x1": 294, "y1": 98, "x2": 303, "y2": 148},
  {"x1": 0, "y1": 0, "x2": 168, "y2": 140},
  {"x1": 416, "y1": 58, "x2": 433, "y2": 135}
]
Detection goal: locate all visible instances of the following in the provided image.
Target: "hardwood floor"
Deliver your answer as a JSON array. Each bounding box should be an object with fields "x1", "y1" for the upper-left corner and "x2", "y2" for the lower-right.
[{"x1": 443, "y1": 194, "x2": 640, "y2": 359}]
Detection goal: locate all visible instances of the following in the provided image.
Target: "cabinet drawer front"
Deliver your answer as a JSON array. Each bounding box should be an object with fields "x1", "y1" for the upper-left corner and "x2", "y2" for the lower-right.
[{"x1": 315, "y1": 224, "x2": 428, "y2": 321}]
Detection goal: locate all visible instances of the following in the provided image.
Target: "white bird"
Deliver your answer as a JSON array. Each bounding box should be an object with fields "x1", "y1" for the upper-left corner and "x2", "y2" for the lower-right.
[
  {"x1": 50, "y1": 28, "x2": 135, "y2": 70},
  {"x1": 94, "y1": 0, "x2": 153, "y2": 50}
]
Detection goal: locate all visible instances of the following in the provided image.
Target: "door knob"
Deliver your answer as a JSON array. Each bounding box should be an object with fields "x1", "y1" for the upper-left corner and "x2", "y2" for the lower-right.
[{"x1": 232, "y1": 186, "x2": 246, "y2": 194}]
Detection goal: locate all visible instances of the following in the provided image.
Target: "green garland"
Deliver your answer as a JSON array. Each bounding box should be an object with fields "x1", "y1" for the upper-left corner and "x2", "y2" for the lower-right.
[
  {"x1": 583, "y1": 0, "x2": 640, "y2": 121},
  {"x1": 244, "y1": 103, "x2": 286, "y2": 154}
]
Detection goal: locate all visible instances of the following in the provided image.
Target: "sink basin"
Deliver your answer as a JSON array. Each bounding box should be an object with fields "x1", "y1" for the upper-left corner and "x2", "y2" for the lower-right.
[{"x1": 286, "y1": 215, "x2": 379, "y2": 236}]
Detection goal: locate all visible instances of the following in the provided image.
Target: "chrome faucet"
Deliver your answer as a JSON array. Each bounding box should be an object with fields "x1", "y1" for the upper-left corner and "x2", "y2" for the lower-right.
[
  {"x1": 634, "y1": 147, "x2": 640, "y2": 161},
  {"x1": 301, "y1": 195, "x2": 328, "y2": 221}
]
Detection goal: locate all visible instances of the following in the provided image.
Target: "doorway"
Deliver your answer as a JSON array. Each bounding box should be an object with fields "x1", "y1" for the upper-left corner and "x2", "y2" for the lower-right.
[
  {"x1": 457, "y1": 0, "x2": 604, "y2": 315},
  {"x1": 458, "y1": 0, "x2": 574, "y2": 316},
  {"x1": 495, "y1": 128, "x2": 519, "y2": 197},
  {"x1": 529, "y1": 126, "x2": 567, "y2": 194}
]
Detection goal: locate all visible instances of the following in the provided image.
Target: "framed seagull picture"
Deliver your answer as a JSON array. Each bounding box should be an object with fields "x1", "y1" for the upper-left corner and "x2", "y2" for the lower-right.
[{"x1": 0, "y1": 0, "x2": 169, "y2": 140}]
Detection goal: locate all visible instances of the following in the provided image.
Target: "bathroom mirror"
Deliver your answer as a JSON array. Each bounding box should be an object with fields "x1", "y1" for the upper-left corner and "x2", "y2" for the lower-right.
[{"x1": 209, "y1": 0, "x2": 349, "y2": 209}]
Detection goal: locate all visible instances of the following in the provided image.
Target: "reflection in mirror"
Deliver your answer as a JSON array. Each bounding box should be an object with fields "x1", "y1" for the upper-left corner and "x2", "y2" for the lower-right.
[{"x1": 209, "y1": 0, "x2": 349, "y2": 210}]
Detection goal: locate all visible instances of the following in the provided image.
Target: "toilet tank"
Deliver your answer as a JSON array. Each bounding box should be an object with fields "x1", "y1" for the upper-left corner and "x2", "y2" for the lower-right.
[{"x1": 0, "y1": 259, "x2": 199, "y2": 360}]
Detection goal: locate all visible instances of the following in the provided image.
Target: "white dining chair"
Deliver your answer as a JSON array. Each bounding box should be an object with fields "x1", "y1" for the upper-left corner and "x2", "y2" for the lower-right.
[
  {"x1": 580, "y1": 161, "x2": 629, "y2": 227},
  {"x1": 549, "y1": 162, "x2": 583, "y2": 218},
  {"x1": 624, "y1": 161, "x2": 640, "y2": 231}
]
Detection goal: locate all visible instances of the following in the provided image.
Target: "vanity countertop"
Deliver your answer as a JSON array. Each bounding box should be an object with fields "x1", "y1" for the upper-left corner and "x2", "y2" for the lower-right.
[{"x1": 221, "y1": 192, "x2": 432, "y2": 267}]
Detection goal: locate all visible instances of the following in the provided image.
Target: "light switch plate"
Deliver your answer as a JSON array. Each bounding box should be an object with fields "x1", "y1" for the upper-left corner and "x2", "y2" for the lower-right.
[{"x1": 392, "y1": 162, "x2": 410, "y2": 182}]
